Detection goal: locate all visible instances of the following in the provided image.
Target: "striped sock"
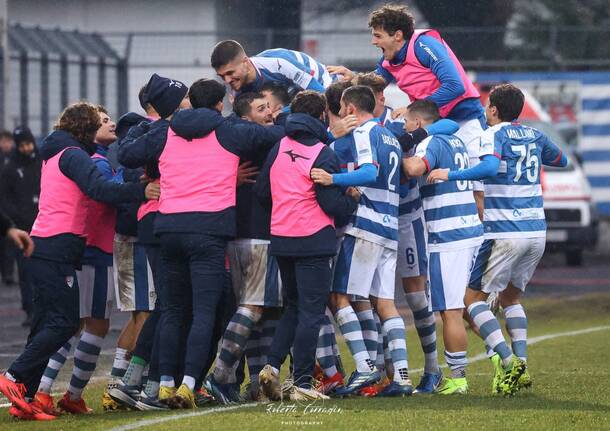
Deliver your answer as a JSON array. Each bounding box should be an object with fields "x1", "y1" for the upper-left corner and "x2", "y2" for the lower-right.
[
  {"x1": 356, "y1": 308, "x2": 378, "y2": 365},
  {"x1": 383, "y1": 317, "x2": 409, "y2": 383},
  {"x1": 160, "y1": 376, "x2": 174, "y2": 388},
  {"x1": 259, "y1": 316, "x2": 278, "y2": 365},
  {"x1": 214, "y1": 307, "x2": 262, "y2": 384},
  {"x1": 326, "y1": 309, "x2": 344, "y2": 376},
  {"x1": 445, "y1": 350, "x2": 467, "y2": 379},
  {"x1": 373, "y1": 312, "x2": 385, "y2": 374},
  {"x1": 405, "y1": 291, "x2": 439, "y2": 374},
  {"x1": 335, "y1": 306, "x2": 372, "y2": 372},
  {"x1": 468, "y1": 301, "x2": 513, "y2": 367},
  {"x1": 245, "y1": 326, "x2": 263, "y2": 384},
  {"x1": 68, "y1": 332, "x2": 104, "y2": 400},
  {"x1": 110, "y1": 347, "x2": 130, "y2": 379},
  {"x1": 317, "y1": 314, "x2": 338, "y2": 378},
  {"x1": 504, "y1": 304, "x2": 528, "y2": 361},
  {"x1": 122, "y1": 355, "x2": 147, "y2": 386},
  {"x1": 38, "y1": 336, "x2": 76, "y2": 394},
  {"x1": 143, "y1": 379, "x2": 160, "y2": 398}
]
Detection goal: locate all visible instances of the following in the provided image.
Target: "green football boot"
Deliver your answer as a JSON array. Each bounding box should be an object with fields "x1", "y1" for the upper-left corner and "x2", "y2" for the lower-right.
[
  {"x1": 437, "y1": 377, "x2": 468, "y2": 395},
  {"x1": 490, "y1": 354, "x2": 503, "y2": 395},
  {"x1": 498, "y1": 357, "x2": 527, "y2": 396}
]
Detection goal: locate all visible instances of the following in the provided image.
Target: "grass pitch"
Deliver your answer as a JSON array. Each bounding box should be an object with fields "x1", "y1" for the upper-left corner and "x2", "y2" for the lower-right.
[{"x1": 1, "y1": 292, "x2": 609, "y2": 431}]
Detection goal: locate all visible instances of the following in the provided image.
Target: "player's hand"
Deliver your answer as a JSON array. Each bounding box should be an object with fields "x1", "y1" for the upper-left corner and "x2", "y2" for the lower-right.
[
  {"x1": 327, "y1": 65, "x2": 354, "y2": 81},
  {"x1": 392, "y1": 106, "x2": 409, "y2": 119},
  {"x1": 346, "y1": 186, "x2": 361, "y2": 202},
  {"x1": 7, "y1": 228, "x2": 34, "y2": 257},
  {"x1": 330, "y1": 115, "x2": 359, "y2": 139},
  {"x1": 427, "y1": 168, "x2": 449, "y2": 183},
  {"x1": 145, "y1": 182, "x2": 161, "y2": 200},
  {"x1": 237, "y1": 161, "x2": 259, "y2": 186},
  {"x1": 310, "y1": 168, "x2": 333, "y2": 185}
]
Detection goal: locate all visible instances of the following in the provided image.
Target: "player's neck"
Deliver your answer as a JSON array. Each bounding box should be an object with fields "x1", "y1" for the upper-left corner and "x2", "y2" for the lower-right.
[
  {"x1": 487, "y1": 117, "x2": 502, "y2": 127},
  {"x1": 245, "y1": 59, "x2": 257, "y2": 85},
  {"x1": 354, "y1": 112, "x2": 374, "y2": 125}
]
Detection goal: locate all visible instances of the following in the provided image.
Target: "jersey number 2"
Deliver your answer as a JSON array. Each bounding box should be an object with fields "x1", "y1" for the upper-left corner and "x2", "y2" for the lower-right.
[
  {"x1": 388, "y1": 152, "x2": 399, "y2": 192},
  {"x1": 454, "y1": 152, "x2": 473, "y2": 191}
]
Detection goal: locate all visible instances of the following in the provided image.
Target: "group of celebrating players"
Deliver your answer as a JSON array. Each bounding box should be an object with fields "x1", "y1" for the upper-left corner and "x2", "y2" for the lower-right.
[{"x1": 0, "y1": 4, "x2": 567, "y2": 421}]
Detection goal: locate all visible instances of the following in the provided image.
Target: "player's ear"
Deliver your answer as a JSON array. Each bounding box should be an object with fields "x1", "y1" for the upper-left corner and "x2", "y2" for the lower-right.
[{"x1": 394, "y1": 30, "x2": 403, "y2": 42}]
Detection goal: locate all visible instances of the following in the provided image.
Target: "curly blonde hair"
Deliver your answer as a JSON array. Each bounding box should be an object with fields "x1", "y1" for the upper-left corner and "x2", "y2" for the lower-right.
[{"x1": 54, "y1": 102, "x2": 101, "y2": 145}]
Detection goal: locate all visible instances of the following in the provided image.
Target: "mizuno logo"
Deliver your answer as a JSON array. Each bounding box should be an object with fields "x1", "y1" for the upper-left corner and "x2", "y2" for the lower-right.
[
  {"x1": 277, "y1": 59, "x2": 282, "y2": 70},
  {"x1": 284, "y1": 150, "x2": 310, "y2": 162}
]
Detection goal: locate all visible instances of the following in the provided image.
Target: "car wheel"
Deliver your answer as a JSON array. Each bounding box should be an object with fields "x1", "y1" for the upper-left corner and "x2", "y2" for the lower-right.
[{"x1": 565, "y1": 250, "x2": 583, "y2": 266}]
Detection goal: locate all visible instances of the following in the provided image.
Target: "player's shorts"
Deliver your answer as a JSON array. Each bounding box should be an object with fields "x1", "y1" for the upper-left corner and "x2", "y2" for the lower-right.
[
  {"x1": 227, "y1": 239, "x2": 282, "y2": 307},
  {"x1": 77, "y1": 264, "x2": 114, "y2": 319},
  {"x1": 396, "y1": 213, "x2": 428, "y2": 279},
  {"x1": 456, "y1": 115, "x2": 487, "y2": 192},
  {"x1": 428, "y1": 245, "x2": 480, "y2": 312},
  {"x1": 332, "y1": 235, "x2": 397, "y2": 300},
  {"x1": 112, "y1": 234, "x2": 156, "y2": 312},
  {"x1": 469, "y1": 237, "x2": 546, "y2": 294}
]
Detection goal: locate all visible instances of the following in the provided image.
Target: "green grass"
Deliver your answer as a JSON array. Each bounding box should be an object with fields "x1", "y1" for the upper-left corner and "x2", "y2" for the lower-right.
[{"x1": 2, "y1": 292, "x2": 610, "y2": 431}]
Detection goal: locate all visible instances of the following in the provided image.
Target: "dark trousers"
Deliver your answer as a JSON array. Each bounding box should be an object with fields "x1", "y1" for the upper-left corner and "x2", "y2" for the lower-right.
[
  {"x1": 267, "y1": 255, "x2": 331, "y2": 388},
  {"x1": 0, "y1": 237, "x2": 15, "y2": 283},
  {"x1": 133, "y1": 245, "x2": 162, "y2": 363},
  {"x1": 158, "y1": 233, "x2": 227, "y2": 380},
  {"x1": 14, "y1": 250, "x2": 33, "y2": 314},
  {"x1": 9, "y1": 258, "x2": 80, "y2": 397}
]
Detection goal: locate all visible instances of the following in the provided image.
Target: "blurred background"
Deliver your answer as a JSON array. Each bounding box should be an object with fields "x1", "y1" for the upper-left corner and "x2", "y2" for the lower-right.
[{"x1": 0, "y1": 0, "x2": 608, "y2": 276}]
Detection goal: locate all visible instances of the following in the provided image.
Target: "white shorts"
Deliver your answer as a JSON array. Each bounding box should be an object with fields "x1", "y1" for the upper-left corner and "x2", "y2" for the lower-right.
[
  {"x1": 455, "y1": 116, "x2": 487, "y2": 192},
  {"x1": 396, "y1": 214, "x2": 428, "y2": 279},
  {"x1": 428, "y1": 245, "x2": 479, "y2": 311},
  {"x1": 469, "y1": 237, "x2": 546, "y2": 294},
  {"x1": 332, "y1": 235, "x2": 397, "y2": 300},
  {"x1": 227, "y1": 239, "x2": 282, "y2": 307},
  {"x1": 112, "y1": 234, "x2": 156, "y2": 312},
  {"x1": 78, "y1": 264, "x2": 115, "y2": 319}
]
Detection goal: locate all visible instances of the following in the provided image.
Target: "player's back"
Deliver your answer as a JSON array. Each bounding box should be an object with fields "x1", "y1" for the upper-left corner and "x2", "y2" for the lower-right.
[
  {"x1": 345, "y1": 120, "x2": 402, "y2": 249},
  {"x1": 417, "y1": 134, "x2": 482, "y2": 251},
  {"x1": 482, "y1": 122, "x2": 560, "y2": 239},
  {"x1": 253, "y1": 48, "x2": 333, "y2": 89}
]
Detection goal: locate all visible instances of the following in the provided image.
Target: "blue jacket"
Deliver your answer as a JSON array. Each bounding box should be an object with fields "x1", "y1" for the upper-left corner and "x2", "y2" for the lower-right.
[
  {"x1": 256, "y1": 114, "x2": 357, "y2": 257},
  {"x1": 119, "y1": 108, "x2": 285, "y2": 238},
  {"x1": 33, "y1": 130, "x2": 146, "y2": 265}
]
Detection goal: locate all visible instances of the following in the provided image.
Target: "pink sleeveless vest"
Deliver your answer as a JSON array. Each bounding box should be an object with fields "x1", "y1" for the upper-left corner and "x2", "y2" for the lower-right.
[
  {"x1": 158, "y1": 128, "x2": 239, "y2": 214},
  {"x1": 382, "y1": 29, "x2": 480, "y2": 118},
  {"x1": 137, "y1": 180, "x2": 159, "y2": 221},
  {"x1": 270, "y1": 137, "x2": 334, "y2": 237},
  {"x1": 84, "y1": 153, "x2": 117, "y2": 253},
  {"x1": 31, "y1": 147, "x2": 89, "y2": 238}
]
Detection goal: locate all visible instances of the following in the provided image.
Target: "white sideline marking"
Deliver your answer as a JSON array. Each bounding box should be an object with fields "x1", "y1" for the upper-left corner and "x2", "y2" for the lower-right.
[
  {"x1": 1, "y1": 325, "x2": 609, "y2": 425},
  {"x1": 109, "y1": 403, "x2": 259, "y2": 431}
]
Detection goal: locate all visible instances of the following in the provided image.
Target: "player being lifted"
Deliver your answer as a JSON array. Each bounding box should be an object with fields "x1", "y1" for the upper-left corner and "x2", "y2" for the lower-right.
[
  {"x1": 427, "y1": 84, "x2": 568, "y2": 396},
  {"x1": 330, "y1": 4, "x2": 487, "y2": 218}
]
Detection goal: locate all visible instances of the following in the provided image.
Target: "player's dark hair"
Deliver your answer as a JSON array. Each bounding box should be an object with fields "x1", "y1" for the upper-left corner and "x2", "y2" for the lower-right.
[
  {"x1": 138, "y1": 85, "x2": 150, "y2": 111},
  {"x1": 233, "y1": 92, "x2": 265, "y2": 117},
  {"x1": 260, "y1": 82, "x2": 291, "y2": 107},
  {"x1": 0, "y1": 129, "x2": 13, "y2": 140},
  {"x1": 188, "y1": 78, "x2": 226, "y2": 110},
  {"x1": 341, "y1": 85, "x2": 376, "y2": 114},
  {"x1": 290, "y1": 90, "x2": 326, "y2": 119},
  {"x1": 211, "y1": 40, "x2": 245, "y2": 69},
  {"x1": 368, "y1": 4, "x2": 415, "y2": 39},
  {"x1": 407, "y1": 99, "x2": 440, "y2": 122},
  {"x1": 352, "y1": 72, "x2": 387, "y2": 94},
  {"x1": 325, "y1": 80, "x2": 353, "y2": 116},
  {"x1": 489, "y1": 83, "x2": 525, "y2": 122}
]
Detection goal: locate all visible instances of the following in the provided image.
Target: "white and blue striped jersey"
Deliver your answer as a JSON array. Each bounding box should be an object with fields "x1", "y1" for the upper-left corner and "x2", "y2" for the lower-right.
[
  {"x1": 479, "y1": 122, "x2": 564, "y2": 239},
  {"x1": 344, "y1": 120, "x2": 402, "y2": 250},
  {"x1": 240, "y1": 48, "x2": 335, "y2": 96},
  {"x1": 416, "y1": 134, "x2": 483, "y2": 252},
  {"x1": 379, "y1": 107, "x2": 424, "y2": 222}
]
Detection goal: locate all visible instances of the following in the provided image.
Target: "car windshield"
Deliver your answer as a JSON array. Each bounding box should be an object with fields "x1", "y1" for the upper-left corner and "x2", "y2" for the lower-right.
[{"x1": 521, "y1": 120, "x2": 575, "y2": 172}]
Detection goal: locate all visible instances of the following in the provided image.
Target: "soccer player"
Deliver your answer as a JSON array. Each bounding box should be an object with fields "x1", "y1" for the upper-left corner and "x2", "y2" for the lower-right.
[
  {"x1": 0, "y1": 102, "x2": 156, "y2": 421},
  {"x1": 330, "y1": 4, "x2": 487, "y2": 218},
  {"x1": 402, "y1": 100, "x2": 483, "y2": 395},
  {"x1": 427, "y1": 84, "x2": 568, "y2": 395},
  {"x1": 205, "y1": 91, "x2": 283, "y2": 404},
  {"x1": 354, "y1": 72, "x2": 444, "y2": 393},
  {"x1": 211, "y1": 40, "x2": 335, "y2": 98},
  {"x1": 311, "y1": 86, "x2": 410, "y2": 397},
  {"x1": 261, "y1": 82, "x2": 291, "y2": 118},
  {"x1": 126, "y1": 78, "x2": 283, "y2": 409},
  {"x1": 35, "y1": 106, "x2": 128, "y2": 415},
  {"x1": 254, "y1": 90, "x2": 359, "y2": 401}
]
